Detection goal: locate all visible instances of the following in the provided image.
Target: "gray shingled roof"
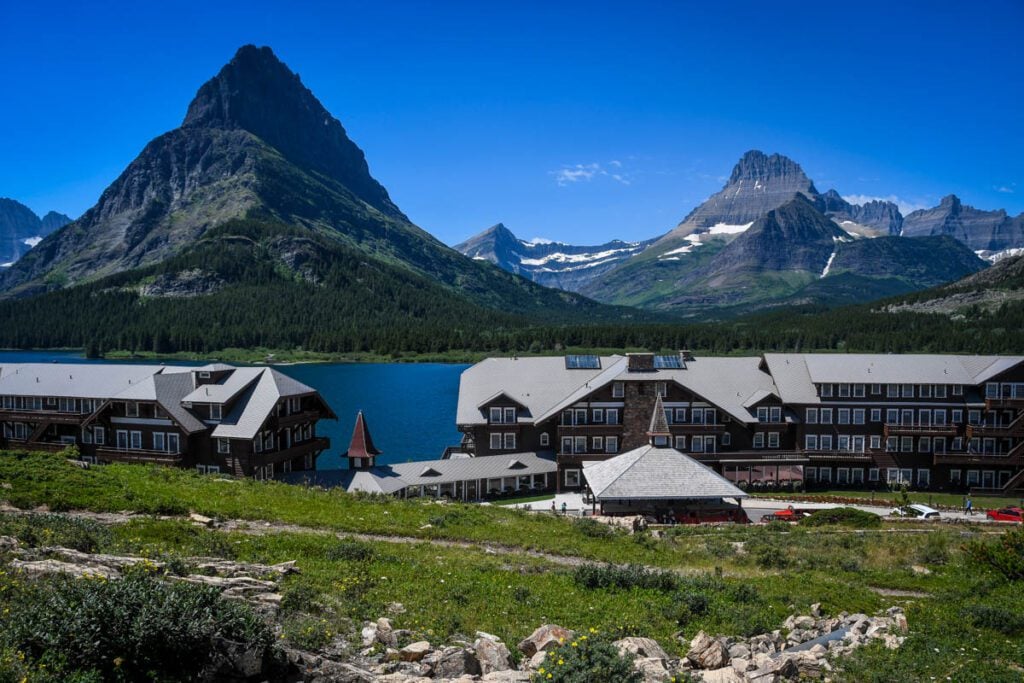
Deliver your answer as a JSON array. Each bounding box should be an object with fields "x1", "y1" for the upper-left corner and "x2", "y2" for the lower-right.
[
  {"x1": 763, "y1": 353, "x2": 1024, "y2": 405},
  {"x1": 287, "y1": 452, "x2": 558, "y2": 494},
  {"x1": 583, "y1": 445, "x2": 747, "y2": 500},
  {"x1": 210, "y1": 368, "x2": 331, "y2": 439},
  {"x1": 648, "y1": 395, "x2": 670, "y2": 434},
  {"x1": 457, "y1": 355, "x2": 777, "y2": 427},
  {"x1": 0, "y1": 363, "x2": 192, "y2": 399}
]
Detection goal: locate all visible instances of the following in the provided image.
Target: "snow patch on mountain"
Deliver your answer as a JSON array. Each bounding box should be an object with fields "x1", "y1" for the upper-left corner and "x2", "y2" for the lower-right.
[
  {"x1": 21, "y1": 236, "x2": 43, "y2": 248},
  {"x1": 519, "y1": 246, "x2": 641, "y2": 267},
  {"x1": 821, "y1": 250, "x2": 837, "y2": 278},
  {"x1": 975, "y1": 247, "x2": 1024, "y2": 264},
  {"x1": 707, "y1": 221, "x2": 754, "y2": 235}
]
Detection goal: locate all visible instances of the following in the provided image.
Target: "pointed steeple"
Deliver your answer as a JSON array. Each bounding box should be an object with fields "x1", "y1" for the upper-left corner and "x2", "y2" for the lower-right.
[
  {"x1": 647, "y1": 394, "x2": 671, "y2": 445},
  {"x1": 345, "y1": 411, "x2": 381, "y2": 470}
]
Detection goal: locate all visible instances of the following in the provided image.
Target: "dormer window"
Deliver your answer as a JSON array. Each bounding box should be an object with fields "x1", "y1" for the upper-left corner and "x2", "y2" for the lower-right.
[
  {"x1": 489, "y1": 407, "x2": 502, "y2": 424},
  {"x1": 819, "y1": 384, "x2": 833, "y2": 398},
  {"x1": 655, "y1": 382, "x2": 667, "y2": 397},
  {"x1": 199, "y1": 371, "x2": 211, "y2": 379},
  {"x1": 612, "y1": 382, "x2": 624, "y2": 398},
  {"x1": 504, "y1": 407, "x2": 516, "y2": 424},
  {"x1": 210, "y1": 404, "x2": 222, "y2": 421},
  {"x1": 125, "y1": 402, "x2": 139, "y2": 417}
]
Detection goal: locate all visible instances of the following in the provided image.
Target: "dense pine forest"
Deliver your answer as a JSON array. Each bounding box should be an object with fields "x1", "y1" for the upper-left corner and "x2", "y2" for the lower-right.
[{"x1": 1, "y1": 220, "x2": 1022, "y2": 358}]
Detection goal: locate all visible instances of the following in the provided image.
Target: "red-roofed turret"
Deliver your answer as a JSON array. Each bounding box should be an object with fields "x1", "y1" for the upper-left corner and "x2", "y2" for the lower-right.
[{"x1": 346, "y1": 411, "x2": 381, "y2": 470}]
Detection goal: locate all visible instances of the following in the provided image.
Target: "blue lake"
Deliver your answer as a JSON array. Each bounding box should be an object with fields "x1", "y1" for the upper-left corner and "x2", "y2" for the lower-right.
[{"x1": 0, "y1": 350, "x2": 468, "y2": 470}]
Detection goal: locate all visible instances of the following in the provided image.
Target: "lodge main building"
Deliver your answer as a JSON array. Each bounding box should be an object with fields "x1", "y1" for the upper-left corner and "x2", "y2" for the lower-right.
[
  {"x1": 0, "y1": 362, "x2": 335, "y2": 477},
  {"x1": 456, "y1": 352, "x2": 1024, "y2": 494}
]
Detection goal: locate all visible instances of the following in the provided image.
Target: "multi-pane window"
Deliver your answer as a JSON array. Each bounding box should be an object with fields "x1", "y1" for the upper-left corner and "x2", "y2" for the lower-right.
[
  {"x1": 838, "y1": 384, "x2": 851, "y2": 398},
  {"x1": 869, "y1": 468, "x2": 880, "y2": 482},
  {"x1": 886, "y1": 408, "x2": 899, "y2": 424},
  {"x1": 770, "y1": 406, "x2": 782, "y2": 422},
  {"x1": 919, "y1": 437, "x2": 931, "y2": 453},
  {"x1": 870, "y1": 435, "x2": 881, "y2": 449},
  {"x1": 953, "y1": 385, "x2": 963, "y2": 396},
  {"x1": 805, "y1": 435, "x2": 818, "y2": 450},
  {"x1": 674, "y1": 435, "x2": 687, "y2": 450},
  {"x1": 886, "y1": 436, "x2": 897, "y2": 452},
  {"x1": 820, "y1": 384, "x2": 833, "y2": 398},
  {"x1": 871, "y1": 384, "x2": 882, "y2": 395},
  {"x1": 675, "y1": 408, "x2": 687, "y2": 423},
  {"x1": 901, "y1": 437, "x2": 913, "y2": 452},
  {"x1": 820, "y1": 408, "x2": 833, "y2": 424},
  {"x1": 902, "y1": 384, "x2": 914, "y2": 398},
  {"x1": 94, "y1": 426, "x2": 105, "y2": 445},
  {"x1": 125, "y1": 402, "x2": 139, "y2": 417},
  {"x1": 539, "y1": 433, "x2": 549, "y2": 447},
  {"x1": 489, "y1": 407, "x2": 502, "y2": 423},
  {"x1": 606, "y1": 436, "x2": 619, "y2": 453},
  {"x1": 917, "y1": 469, "x2": 930, "y2": 487},
  {"x1": 838, "y1": 409, "x2": 850, "y2": 425},
  {"x1": 504, "y1": 407, "x2": 516, "y2": 424},
  {"x1": 753, "y1": 432, "x2": 765, "y2": 449},
  {"x1": 887, "y1": 384, "x2": 899, "y2": 398},
  {"x1": 949, "y1": 469, "x2": 961, "y2": 484},
  {"x1": 768, "y1": 432, "x2": 780, "y2": 448},
  {"x1": 153, "y1": 433, "x2": 165, "y2": 451},
  {"x1": 490, "y1": 433, "x2": 501, "y2": 450},
  {"x1": 503, "y1": 433, "x2": 516, "y2": 450},
  {"x1": 820, "y1": 434, "x2": 833, "y2": 449},
  {"x1": 592, "y1": 436, "x2": 604, "y2": 452},
  {"x1": 919, "y1": 385, "x2": 932, "y2": 398},
  {"x1": 592, "y1": 408, "x2": 604, "y2": 423},
  {"x1": 210, "y1": 404, "x2": 222, "y2": 421},
  {"x1": 218, "y1": 438, "x2": 230, "y2": 454},
  {"x1": 806, "y1": 408, "x2": 818, "y2": 424},
  {"x1": 606, "y1": 409, "x2": 619, "y2": 425},
  {"x1": 870, "y1": 409, "x2": 881, "y2": 422},
  {"x1": 130, "y1": 431, "x2": 142, "y2": 449},
  {"x1": 853, "y1": 409, "x2": 865, "y2": 425},
  {"x1": 853, "y1": 384, "x2": 865, "y2": 398},
  {"x1": 935, "y1": 385, "x2": 947, "y2": 398},
  {"x1": 757, "y1": 407, "x2": 769, "y2": 422},
  {"x1": 612, "y1": 382, "x2": 624, "y2": 398},
  {"x1": 952, "y1": 409, "x2": 963, "y2": 424}
]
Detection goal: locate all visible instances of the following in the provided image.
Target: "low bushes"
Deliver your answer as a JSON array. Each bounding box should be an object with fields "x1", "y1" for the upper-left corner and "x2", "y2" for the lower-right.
[
  {"x1": 533, "y1": 632, "x2": 641, "y2": 683},
  {"x1": 0, "y1": 568, "x2": 273, "y2": 681},
  {"x1": 961, "y1": 604, "x2": 1024, "y2": 635},
  {"x1": 799, "y1": 507, "x2": 881, "y2": 529},
  {"x1": 0, "y1": 513, "x2": 111, "y2": 553},
  {"x1": 572, "y1": 563, "x2": 679, "y2": 592},
  {"x1": 966, "y1": 526, "x2": 1024, "y2": 581}
]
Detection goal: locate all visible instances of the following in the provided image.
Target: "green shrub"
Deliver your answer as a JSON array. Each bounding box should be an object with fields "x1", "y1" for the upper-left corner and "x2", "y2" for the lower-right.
[
  {"x1": 961, "y1": 604, "x2": 1024, "y2": 635},
  {"x1": 326, "y1": 537, "x2": 379, "y2": 562},
  {"x1": 281, "y1": 614, "x2": 337, "y2": 651},
  {"x1": 966, "y1": 526, "x2": 1024, "y2": 581},
  {"x1": 799, "y1": 507, "x2": 881, "y2": 529},
  {"x1": 280, "y1": 581, "x2": 321, "y2": 615},
  {"x1": 0, "y1": 569, "x2": 272, "y2": 681},
  {"x1": 917, "y1": 532, "x2": 950, "y2": 566},
  {"x1": 532, "y1": 633, "x2": 642, "y2": 683},
  {"x1": 573, "y1": 518, "x2": 615, "y2": 538},
  {"x1": 0, "y1": 513, "x2": 111, "y2": 553},
  {"x1": 572, "y1": 563, "x2": 679, "y2": 592},
  {"x1": 663, "y1": 589, "x2": 711, "y2": 626}
]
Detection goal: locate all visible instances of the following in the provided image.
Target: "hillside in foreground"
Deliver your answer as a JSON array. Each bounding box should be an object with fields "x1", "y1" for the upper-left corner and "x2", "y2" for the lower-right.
[{"x1": 1, "y1": 451, "x2": 1023, "y2": 681}]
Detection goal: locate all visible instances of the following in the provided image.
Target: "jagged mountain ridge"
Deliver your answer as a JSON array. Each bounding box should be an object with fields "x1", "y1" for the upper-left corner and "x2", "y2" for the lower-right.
[
  {"x1": 0, "y1": 199, "x2": 71, "y2": 267},
  {"x1": 453, "y1": 223, "x2": 654, "y2": 292},
  {"x1": 0, "y1": 45, "x2": 645, "y2": 327},
  {"x1": 902, "y1": 194, "x2": 1024, "y2": 253}
]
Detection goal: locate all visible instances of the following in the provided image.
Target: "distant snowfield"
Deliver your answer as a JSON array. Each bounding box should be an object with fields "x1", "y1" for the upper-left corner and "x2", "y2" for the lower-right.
[
  {"x1": 0, "y1": 263, "x2": 12, "y2": 268},
  {"x1": 519, "y1": 245, "x2": 643, "y2": 270},
  {"x1": 658, "y1": 222, "x2": 752, "y2": 260},
  {"x1": 975, "y1": 247, "x2": 1024, "y2": 264},
  {"x1": 22, "y1": 236, "x2": 43, "y2": 247}
]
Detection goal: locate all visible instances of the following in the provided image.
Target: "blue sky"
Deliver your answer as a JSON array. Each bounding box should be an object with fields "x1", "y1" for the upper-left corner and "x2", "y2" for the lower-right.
[{"x1": 2, "y1": 0, "x2": 1021, "y2": 245}]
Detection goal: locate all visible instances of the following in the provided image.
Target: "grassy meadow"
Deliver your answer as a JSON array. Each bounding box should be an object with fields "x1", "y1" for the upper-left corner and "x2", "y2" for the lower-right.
[{"x1": 1, "y1": 450, "x2": 1023, "y2": 681}]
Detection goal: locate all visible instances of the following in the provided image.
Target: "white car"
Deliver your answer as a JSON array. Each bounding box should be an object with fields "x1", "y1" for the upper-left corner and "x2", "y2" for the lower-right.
[{"x1": 890, "y1": 504, "x2": 940, "y2": 519}]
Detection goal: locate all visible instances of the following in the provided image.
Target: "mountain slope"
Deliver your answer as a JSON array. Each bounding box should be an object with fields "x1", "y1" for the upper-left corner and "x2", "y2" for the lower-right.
[
  {"x1": 454, "y1": 223, "x2": 653, "y2": 292},
  {"x1": 0, "y1": 199, "x2": 71, "y2": 267},
  {"x1": 0, "y1": 45, "x2": 644, "y2": 327},
  {"x1": 902, "y1": 194, "x2": 1024, "y2": 252}
]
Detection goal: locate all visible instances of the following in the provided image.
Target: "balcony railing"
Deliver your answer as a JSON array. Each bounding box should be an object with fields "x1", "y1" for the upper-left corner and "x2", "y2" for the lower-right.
[
  {"x1": 257, "y1": 437, "x2": 330, "y2": 465},
  {"x1": 272, "y1": 410, "x2": 322, "y2": 429},
  {"x1": 0, "y1": 410, "x2": 89, "y2": 425},
  {"x1": 95, "y1": 447, "x2": 184, "y2": 465},
  {"x1": 668, "y1": 422, "x2": 726, "y2": 432},
  {"x1": 883, "y1": 423, "x2": 959, "y2": 438},
  {"x1": 985, "y1": 396, "x2": 1024, "y2": 410}
]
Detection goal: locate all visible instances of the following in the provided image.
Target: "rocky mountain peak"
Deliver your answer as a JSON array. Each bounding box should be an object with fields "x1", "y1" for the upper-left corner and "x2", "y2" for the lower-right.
[
  {"x1": 938, "y1": 194, "x2": 961, "y2": 211},
  {"x1": 183, "y1": 45, "x2": 399, "y2": 217},
  {"x1": 728, "y1": 150, "x2": 814, "y2": 189}
]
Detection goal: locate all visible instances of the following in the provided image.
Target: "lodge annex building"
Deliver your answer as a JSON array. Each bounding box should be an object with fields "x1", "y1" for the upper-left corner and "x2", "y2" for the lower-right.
[
  {"x1": 0, "y1": 362, "x2": 336, "y2": 478},
  {"x1": 456, "y1": 352, "x2": 1024, "y2": 494}
]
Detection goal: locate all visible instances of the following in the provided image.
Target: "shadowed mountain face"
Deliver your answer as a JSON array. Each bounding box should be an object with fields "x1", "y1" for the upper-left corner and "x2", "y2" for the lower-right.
[
  {"x1": 454, "y1": 223, "x2": 653, "y2": 292},
  {"x1": 0, "y1": 199, "x2": 70, "y2": 266},
  {"x1": 0, "y1": 45, "x2": 642, "y2": 327},
  {"x1": 902, "y1": 194, "x2": 1024, "y2": 252}
]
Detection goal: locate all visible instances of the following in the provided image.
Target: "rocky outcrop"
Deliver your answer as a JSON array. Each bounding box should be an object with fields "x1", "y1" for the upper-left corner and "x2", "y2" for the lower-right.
[
  {"x1": 819, "y1": 189, "x2": 903, "y2": 236},
  {"x1": 139, "y1": 268, "x2": 226, "y2": 297}
]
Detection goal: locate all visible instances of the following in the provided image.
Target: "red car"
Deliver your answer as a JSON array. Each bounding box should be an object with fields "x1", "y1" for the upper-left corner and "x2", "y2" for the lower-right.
[
  {"x1": 767, "y1": 507, "x2": 812, "y2": 522},
  {"x1": 986, "y1": 507, "x2": 1024, "y2": 523}
]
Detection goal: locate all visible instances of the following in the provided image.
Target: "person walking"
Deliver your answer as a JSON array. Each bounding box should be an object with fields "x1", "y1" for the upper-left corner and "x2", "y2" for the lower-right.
[
  {"x1": 561, "y1": 501, "x2": 567, "y2": 515},
  {"x1": 965, "y1": 496, "x2": 973, "y2": 516},
  {"x1": 550, "y1": 500, "x2": 556, "y2": 513}
]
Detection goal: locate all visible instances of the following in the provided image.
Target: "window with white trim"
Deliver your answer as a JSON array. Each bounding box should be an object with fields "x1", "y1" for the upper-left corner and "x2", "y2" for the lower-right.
[
  {"x1": 674, "y1": 435, "x2": 687, "y2": 449},
  {"x1": 721, "y1": 432, "x2": 731, "y2": 446},
  {"x1": 917, "y1": 469, "x2": 930, "y2": 487},
  {"x1": 503, "y1": 433, "x2": 516, "y2": 450},
  {"x1": 838, "y1": 408, "x2": 850, "y2": 425},
  {"x1": 853, "y1": 409, "x2": 865, "y2": 425},
  {"x1": 805, "y1": 466, "x2": 817, "y2": 481},
  {"x1": 949, "y1": 469, "x2": 961, "y2": 484},
  {"x1": 605, "y1": 436, "x2": 619, "y2": 453},
  {"x1": 853, "y1": 384, "x2": 865, "y2": 398},
  {"x1": 838, "y1": 384, "x2": 851, "y2": 398},
  {"x1": 218, "y1": 438, "x2": 230, "y2": 454},
  {"x1": 952, "y1": 384, "x2": 963, "y2": 396},
  {"x1": 806, "y1": 408, "x2": 818, "y2": 424},
  {"x1": 820, "y1": 408, "x2": 833, "y2": 424},
  {"x1": 489, "y1": 407, "x2": 502, "y2": 423},
  {"x1": 94, "y1": 426, "x2": 105, "y2": 446},
  {"x1": 592, "y1": 408, "x2": 604, "y2": 423},
  {"x1": 564, "y1": 469, "x2": 581, "y2": 487},
  {"x1": 540, "y1": 432, "x2": 550, "y2": 447},
  {"x1": 606, "y1": 408, "x2": 619, "y2": 425},
  {"x1": 503, "y1": 407, "x2": 516, "y2": 424},
  {"x1": 129, "y1": 431, "x2": 142, "y2": 450},
  {"x1": 871, "y1": 384, "x2": 882, "y2": 395},
  {"x1": 868, "y1": 468, "x2": 879, "y2": 482},
  {"x1": 901, "y1": 384, "x2": 914, "y2": 398},
  {"x1": 125, "y1": 402, "x2": 139, "y2": 417},
  {"x1": 753, "y1": 432, "x2": 765, "y2": 449},
  {"x1": 768, "y1": 432, "x2": 780, "y2": 448},
  {"x1": 612, "y1": 382, "x2": 624, "y2": 398},
  {"x1": 805, "y1": 434, "x2": 819, "y2": 450},
  {"x1": 592, "y1": 436, "x2": 604, "y2": 452},
  {"x1": 820, "y1": 434, "x2": 833, "y2": 449},
  {"x1": 210, "y1": 404, "x2": 222, "y2": 421},
  {"x1": 920, "y1": 385, "x2": 932, "y2": 398},
  {"x1": 489, "y1": 433, "x2": 501, "y2": 450},
  {"x1": 153, "y1": 433, "x2": 165, "y2": 451},
  {"x1": 818, "y1": 467, "x2": 832, "y2": 483},
  {"x1": 820, "y1": 384, "x2": 833, "y2": 398},
  {"x1": 935, "y1": 385, "x2": 947, "y2": 398},
  {"x1": 870, "y1": 409, "x2": 881, "y2": 423},
  {"x1": 870, "y1": 435, "x2": 881, "y2": 450}
]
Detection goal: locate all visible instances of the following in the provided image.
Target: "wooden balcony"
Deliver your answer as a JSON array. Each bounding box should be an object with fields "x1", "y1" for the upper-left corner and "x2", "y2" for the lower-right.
[
  {"x1": 883, "y1": 423, "x2": 959, "y2": 438},
  {"x1": 932, "y1": 448, "x2": 1024, "y2": 466},
  {"x1": 803, "y1": 449, "x2": 878, "y2": 462},
  {"x1": 272, "y1": 410, "x2": 321, "y2": 429},
  {"x1": 985, "y1": 397, "x2": 1024, "y2": 410},
  {"x1": 668, "y1": 422, "x2": 727, "y2": 433},
  {"x1": 967, "y1": 423, "x2": 1024, "y2": 438},
  {"x1": 557, "y1": 424, "x2": 622, "y2": 436},
  {"x1": 94, "y1": 447, "x2": 184, "y2": 465},
  {"x1": 0, "y1": 410, "x2": 89, "y2": 425},
  {"x1": 0, "y1": 439, "x2": 72, "y2": 453},
  {"x1": 256, "y1": 437, "x2": 330, "y2": 466}
]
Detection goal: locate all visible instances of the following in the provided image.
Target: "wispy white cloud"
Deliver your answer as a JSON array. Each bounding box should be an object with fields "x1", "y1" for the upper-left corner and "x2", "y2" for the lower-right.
[
  {"x1": 842, "y1": 194, "x2": 930, "y2": 216},
  {"x1": 551, "y1": 161, "x2": 632, "y2": 187},
  {"x1": 995, "y1": 184, "x2": 1015, "y2": 194}
]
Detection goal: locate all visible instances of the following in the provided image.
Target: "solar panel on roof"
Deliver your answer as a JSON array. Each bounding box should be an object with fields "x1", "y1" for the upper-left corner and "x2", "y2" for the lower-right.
[
  {"x1": 654, "y1": 355, "x2": 684, "y2": 369},
  {"x1": 565, "y1": 355, "x2": 601, "y2": 369}
]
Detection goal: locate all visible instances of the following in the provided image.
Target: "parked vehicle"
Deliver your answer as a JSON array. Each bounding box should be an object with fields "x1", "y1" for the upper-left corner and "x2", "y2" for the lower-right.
[
  {"x1": 767, "y1": 507, "x2": 812, "y2": 522},
  {"x1": 890, "y1": 504, "x2": 940, "y2": 519},
  {"x1": 986, "y1": 507, "x2": 1024, "y2": 523}
]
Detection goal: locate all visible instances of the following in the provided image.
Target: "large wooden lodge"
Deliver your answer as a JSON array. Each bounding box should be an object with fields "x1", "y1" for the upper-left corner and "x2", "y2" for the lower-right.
[
  {"x1": 0, "y1": 362, "x2": 335, "y2": 477},
  {"x1": 456, "y1": 352, "x2": 1024, "y2": 494}
]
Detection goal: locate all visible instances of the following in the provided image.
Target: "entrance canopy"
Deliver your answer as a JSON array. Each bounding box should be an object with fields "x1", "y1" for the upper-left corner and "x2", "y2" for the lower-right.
[{"x1": 583, "y1": 445, "x2": 747, "y2": 502}]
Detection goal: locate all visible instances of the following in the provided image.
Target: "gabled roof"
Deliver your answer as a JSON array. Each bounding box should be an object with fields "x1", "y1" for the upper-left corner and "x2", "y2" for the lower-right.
[
  {"x1": 583, "y1": 445, "x2": 747, "y2": 500},
  {"x1": 742, "y1": 388, "x2": 780, "y2": 408},
  {"x1": 0, "y1": 363, "x2": 192, "y2": 399},
  {"x1": 209, "y1": 368, "x2": 333, "y2": 439},
  {"x1": 197, "y1": 363, "x2": 235, "y2": 373},
  {"x1": 345, "y1": 411, "x2": 381, "y2": 459}
]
